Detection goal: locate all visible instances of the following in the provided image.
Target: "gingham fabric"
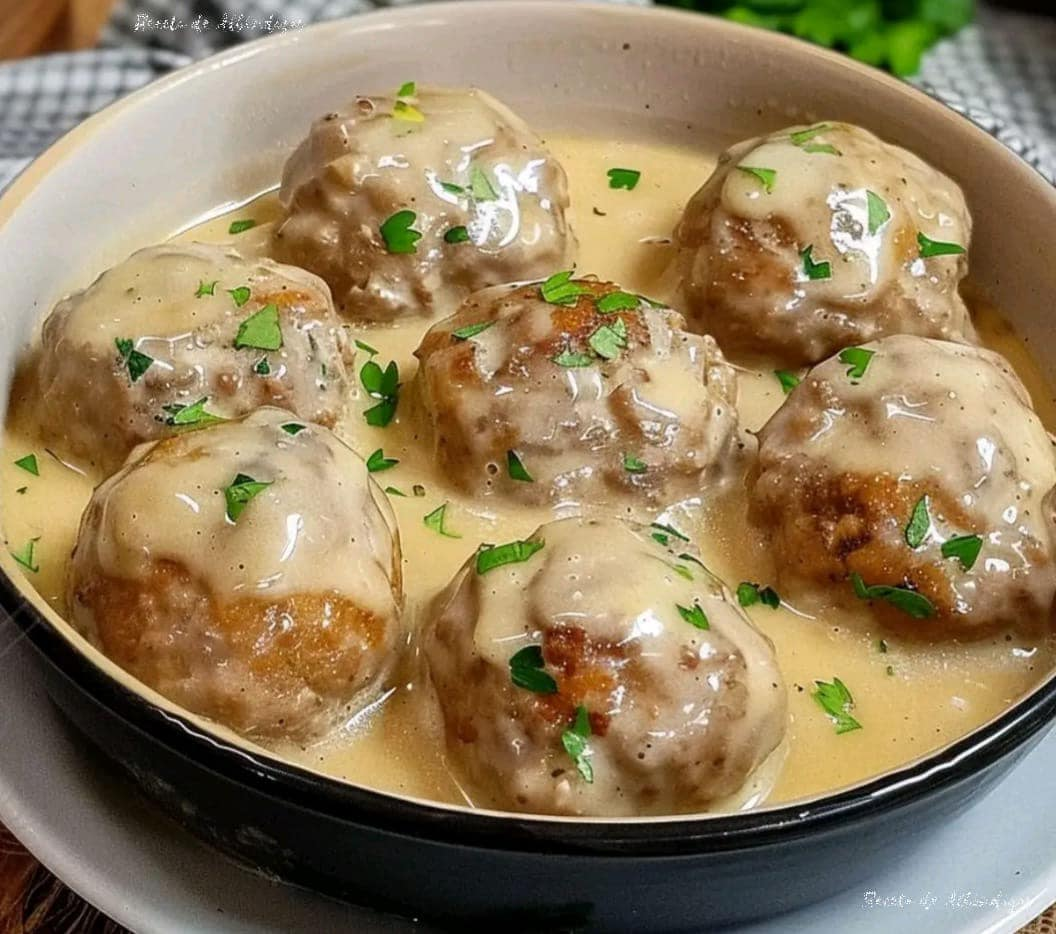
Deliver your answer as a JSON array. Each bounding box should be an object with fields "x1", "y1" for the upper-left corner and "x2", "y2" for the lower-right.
[{"x1": 0, "y1": 0, "x2": 1053, "y2": 193}]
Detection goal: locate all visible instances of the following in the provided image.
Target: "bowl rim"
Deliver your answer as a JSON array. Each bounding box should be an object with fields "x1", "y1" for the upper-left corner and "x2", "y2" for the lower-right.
[{"x1": 3, "y1": 0, "x2": 1056, "y2": 858}]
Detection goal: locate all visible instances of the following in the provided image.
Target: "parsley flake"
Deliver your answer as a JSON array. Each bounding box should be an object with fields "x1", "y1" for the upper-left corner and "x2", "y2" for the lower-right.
[
  {"x1": 366, "y1": 449, "x2": 398, "y2": 473},
  {"x1": 444, "y1": 225, "x2": 470, "y2": 244},
  {"x1": 452, "y1": 321, "x2": 493, "y2": 341},
  {"x1": 650, "y1": 522, "x2": 690, "y2": 547},
  {"x1": 737, "y1": 582, "x2": 781, "y2": 609},
  {"x1": 254, "y1": 356, "x2": 271, "y2": 376},
  {"x1": 677, "y1": 602, "x2": 710, "y2": 630},
  {"x1": 439, "y1": 181, "x2": 465, "y2": 195},
  {"x1": 509, "y1": 645, "x2": 557, "y2": 694},
  {"x1": 800, "y1": 244, "x2": 832, "y2": 281},
  {"x1": 11, "y1": 537, "x2": 39, "y2": 573},
  {"x1": 838, "y1": 346, "x2": 875, "y2": 380},
  {"x1": 551, "y1": 348, "x2": 595, "y2": 368},
  {"x1": 392, "y1": 100, "x2": 424, "y2": 123},
  {"x1": 396, "y1": 81, "x2": 416, "y2": 98},
  {"x1": 736, "y1": 166, "x2": 776, "y2": 193},
  {"x1": 802, "y1": 142, "x2": 841, "y2": 155},
  {"x1": 562, "y1": 705, "x2": 594, "y2": 783},
  {"x1": 789, "y1": 123, "x2": 832, "y2": 146},
  {"x1": 866, "y1": 190, "x2": 890, "y2": 235},
  {"x1": 813, "y1": 677, "x2": 862, "y2": 734},
  {"x1": 588, "y1": 317, "x2": 628, "y2": 360},
  {"x1": 380, "y1": 210, "x2": 422, "y2": 254},
  {"x1": 115, "y1": 338, "x2": 154, "y2": 383},
  {"x1": 470, "y1": 166, "x2": 498, "y2": 201},
  {"x1": 163, "y1": 397, "x2": 225, "y2": 429},
  {"x1": 623, "y1": 453, "x2": 647, "y2": 474},
  {"x1": 281, "y1": 423, "x2": 306, "y2": 436},
  {"x1": 354, "y1": 339, "x2": 378, "y2": 356},
  {"x1": 540, "y1": 270, "x2": 591, "y2": 306},
  {"x1": 506, "y1": 450, "x2": 533, "y2": 483},
  {"x1": 360, "y1": 358, "x2": 400, "y2": 427},
  {"x1": 905, "y1": 495, "x2": 931, "y2": 548},
  {"x1": 774, "y1": 369, "x2": 801, "y2": 393},
  {"x1": 228, "y1": 219, "x2": 257, "y2": 235},
  {"x1": 850, "y1": 572, "x2": 935, "y2": 619},
  {"x1": 423, "y1": 503, "x2": 460, "y2": 538},
  {"x1": 13, "y1": 454, "x2": 38, "y2": 476},
  {"x1": 596, "y1": 291, "x2": 640, "y2": 314},
  {"x1": 227, "y1": 286, "x2": 251, "y2": 307},
  {"x1": 476, "y1": 539, "x2": 545, "y2": 575},
  {"x1": 942, "y1": 534, "x2": 983, "y2": 570},
  {"x1": 234, "y1": 304, "x2": 282, "y2": 352},
  {"x1": 917, "y1": 232, "x2": 966, "y2": 257},
  {"x1": 384, "y1": 486, "x2": 406, "y2": 497},
  {"x1": 607, "y1": 168, "x2": 641, "y2": 190},
  {"x1": 195, "y1": 280, "x2": 217, "y2": 298},
  {"x1": 223, "y1": 473, "x2": 272, "y2": 522}
]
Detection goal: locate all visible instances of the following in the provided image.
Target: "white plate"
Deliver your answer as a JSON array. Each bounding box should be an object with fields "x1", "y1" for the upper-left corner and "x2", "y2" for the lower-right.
[{"x1": 1, "y1": 618, "x2": 1053, "y2": 933}]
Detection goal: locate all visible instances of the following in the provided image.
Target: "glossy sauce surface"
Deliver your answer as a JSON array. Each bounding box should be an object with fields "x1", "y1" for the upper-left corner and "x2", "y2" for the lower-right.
[{"x1": 4, "y1": 133, "x2": 1055, "y2": 813}]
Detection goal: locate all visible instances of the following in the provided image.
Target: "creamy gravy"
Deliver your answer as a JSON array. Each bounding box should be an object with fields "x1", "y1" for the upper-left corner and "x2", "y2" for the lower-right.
[{"x1": 4, "y1": 133, "x2": 1054, "y2": 812}]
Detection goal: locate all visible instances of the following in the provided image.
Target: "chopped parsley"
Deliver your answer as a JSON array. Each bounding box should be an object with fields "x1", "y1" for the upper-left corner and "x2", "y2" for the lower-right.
[
  {"x1": 476, "y1": 538, "x2": 545, "y2": 575},
  {"x1": 354, "y1": 339, "x2": 378, "y2": 356},
  {"x1": 540, "y1": 270, "x2": 591, "y2": 306},
  {"x1": 813, "y1": 677, "x2": 862, "y2": 734},
  {"x1": 392, "y1": 100, "x2": 424, "y2": 123},
  {"x1": 838, "y1": 346, "x2": 875, "y2": 381},
  {"x1": 506, "y1": 450, "x2": 533, "y2": 483},
  {"x1": 904, "y1": 495, "x2": 931, "y2": 548},
  {"x1": 253, "y1": 356, "x2": 271, "y2": 376},
  {"x1": 13, "y1": 454, "x2": 38, "y2": 476},
  {"x1": 596, "y1": 291, "x2": 640, "y2": 314},
  {"x1": 163, "y1": 397, "x2": 225, "y2": 428},
  {"x1": 469, "y1": 166, "x2": 498, "y2": 201},
  {"x1": 396, "y1": 80, "x2": 416, "y2": 98},
  {"x1": 228, "y1": 219, "x2": 257, "y2": 235},
  {"x1": 850, "y1": 572, "x2": 935, "y2": 619},
  {"x1": 789, "y1": 123, "x2": 832, "y2": 146},
  {"x1": 774, "y1": 369, "x2": 801, "y2": 393},
  {"x1": 234, "y1": 304, "x2": 282, "y2": 352},
  {"x1": 917, "y1": 231, "x2": 966, "y2": 257},
  {"x1": 115, "y1": 338, "x2": 154, "y2": 383},
  {"x1": 379, "y1": 210, "x2": 422, "y2": 254},
  {"x1": 423, "y1": 503, "x2": 461, "y2": 538},
  {"x1": 650, "y1": 522, "x2": 689, "y2": 547},
  {"x1": 736, "y1": 166, "x2": 776, "y2": 193},
  {"x1": 281, "y1": 422, "x2": 306, "y2": 436},
  {"x1": 607, "y1": 168, "x2": 641, "y2": 191},
  {"x1": 508, "y1": 644, "x2": 557, "y2": 694},
  {"x1": 551, "y1": 348, "x2": 595, "y2": 368},
  {"x1": 866, "y1": 190, "x2": 890, "y2": 235},
  {"x1": 195, "y1": 279, "x2": 217, "y2": 298},
  {"x1": 223, "y1": 473, "x2": 272, "y2": 522},
  {"x1": 366, "y1": 448, "x2": 398, "y2": 473},
  {"x1": 361, "y1": 358, "x2": 400, "y2": 427},
  {"x1": 227, "y1": 286, "x2": 251, "y2": 307},
  {"x1": 587, "y1": 318, "x2": 628, "y2": 360},
  {"x1": 942, "y1": 534, "x2": 983, "y2": 570},
  {"x1": 800, "y1": 244, "x2": 832, "y2": 281},
  {"x1": 623, "y1": 453, "x2": 647, "y2": 474},
  {"x1": 803, "y1": 142, "x2": 841, "y2": 156},
  {"x1": 11, "y1": 537, "x2": 39, "y2": 573},
  {"x1": 561, "y1": 705, "x2": 594, "y2": 783},
  {"x1": 384, "y1": 486, "x2": 406, "y2": 497},
  {"x1": 444, "y1": 225, "x2": 470, "y2": 244},
  {"x1": 452, "y1": 321, "x2": 493, "y2": 341},
  {"x1": 439, "y1": 181, "x2": 465, "y2": 195},
  {"x1": 677, "y1": 602, "x2": 710, "y2": 630},
  {"x1": 737, "y1": 582, "x2": 781, "y2": 609}
]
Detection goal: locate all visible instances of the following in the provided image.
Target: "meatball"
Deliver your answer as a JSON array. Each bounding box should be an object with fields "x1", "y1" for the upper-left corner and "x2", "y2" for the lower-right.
[
  {"x1": 273, "y1": 85, "x2": 574, "y2": 322},
  {"x1": 410, "y1": 277, "x2": 742, "y2": 507},
  {"x1": 67, "y1": 407, "x2": 403, "y2": 742},
  {"x1": 34, "y1": 242, "x2": 352, "y2": 473},
  {"x1": 422, "y1": 516, "x2": 787, "y2": 817},
  {"x1": 749, "y1": 335, "x2": 1056, "y2": 637},
  {"x1": 675, "y1": 122, "x2": 974, "y2": 365}
]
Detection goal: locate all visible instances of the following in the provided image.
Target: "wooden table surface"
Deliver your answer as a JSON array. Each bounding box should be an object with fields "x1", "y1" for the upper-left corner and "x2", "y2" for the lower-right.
[{"x1": 1, "y1": 820, "x2": 1053, "y2": 933}]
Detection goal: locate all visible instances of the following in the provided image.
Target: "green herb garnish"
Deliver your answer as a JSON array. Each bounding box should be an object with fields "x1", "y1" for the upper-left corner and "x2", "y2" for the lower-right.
[
  {"x1": 540, "y1": 270, "x2": 591, "y2": 306},
  {"x1": 596, "y1": 291, "x2": 640, "y2": 314},
  {"x1": 228, "y1": 219, "x2": 257, "y2": 235},
  {"x1": 737, "y1": 581, "x2": 781, "y2": 609},
  {"x1": 850, "y1": 572, "x2": 935, "y2": 619},
  {"x1": 234, "y1": 304, "x2": 282, "y2": 352},
  {"x1": 677, "y1": 602, "x2": 710, "y2": 630},
  {"x1": 650, "y1": 522, "x2": 689, "y2": 547},
  {"x1": 509, "y1": 645, "x2": 558, "y2": 694},
  {"x1": 789, "y1": 124, "x2": 831, "y2": 146},
  {"x1": 551, "y1": 348, "x2": 595, "y2": 368},
  {"x1": 623, "y1": 453, "x2": 647, "y2": 474},
  {"x1": 561, "y1": 705, "x2": 594, "y2": 783},
  {"x1": 452, "y1": 321, "x2": 493, "y2": 341},
  {"x1": 588, "y1": 318, "x2": 628, "y2": 361},
  {"x1": 360, "y1": 358, "x2": 400, "y2": 427},
  {"x1": 115, "y1": 338, "x2": 154, "y2": 383},
  {"x1": 774, "y1": 369, "x2": 801, "y2": 393},
  {"x1": 11, "y1": 537, "x2": 39, "y2": 573},
  {"x1": 607, "y1": 168, "x2": 641, "y2": 191},
  {"x1": 13, "y1": 454, "x2": 38, "y2": 477},
  {"x1": 384, "y1": 486, "x2": 406, "y2": 497},
  {"x1": 281, "y1": 423, "x2": 306, "y2": 436},
  {"x1": 163, "y1": 397, "x2": 225, "y2": 429},
  {"x1": 380, "y1": 210, "x2": 422, "y2": 254},
  {"x1": 227, "y1": 286, "x2": 251, "y2": 307},
  {"x1": 223, "y1": 473, "x2": 272, "y2": 522},
  {"x1": 423, "y1": 503, "x2": 461, "y2": 539},
  {"x1": 253, "y1": 356, "x2": 271, "y2": 376},
  {"x1": 439, "y1": 181, "x2": 465, "y2": 195},
  {"x1": 506, "y1": 450, "x2": 533, "y2": 483},
  {"x1": 476, "y1": 539, "x2": 545, "y2": 575},
  {"x1": 392, "y1": 100, "x2": 424, "y2": 123},
  {"x1": 470, "y1": 166, "x2": 498, "y2": 201},
  {"x1": 838, "y1": 346, "x2": 875, "y2": 381},
  {"x1": 800, "y1": 244, "x2": 832, "y2": 281},
  {"x1": 917, "y1": 231, "x2": 966, "y2": 257},
  {"x1": 905, "y1": 495, "x2": 930, "y2": 548},
  {"x1": 813, "y1": 677, "x2": 862, "y2": 734},
  {"x1": 366, "y1": 449, "x2": 399, "y2": 473},
  {"x1": 736, "y1": 166, "x2": 776, "y2": 193},
  {"x1": 195, "y1": 280, "x2": 217, "y2": 298},
  {"x1": 355, "y1": 339, "x2": 378, "y2": 356},
  {"x1": 942, "y1": 534, "x2": 983, "y2": 570},
  {"x1": 396, "y1": 81, "x2": 416, "y2": 98},
  {"x1": 444, "y1": 225, "x2": 470, "y2": 244},
  {"x1": 866, "y1": 190, "x2": 890, "y2": 235}
]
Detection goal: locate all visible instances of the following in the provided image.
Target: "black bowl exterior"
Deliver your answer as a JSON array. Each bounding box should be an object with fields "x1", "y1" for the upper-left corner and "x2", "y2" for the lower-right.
[{"x1": 10, "y1": 583, "x2": 1054, "y2": 932}]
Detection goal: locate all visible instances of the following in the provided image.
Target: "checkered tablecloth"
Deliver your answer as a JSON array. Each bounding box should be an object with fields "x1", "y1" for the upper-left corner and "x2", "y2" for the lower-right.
[{"x1": 0, "y1": 1, "x2": 1053, "y2": 193}]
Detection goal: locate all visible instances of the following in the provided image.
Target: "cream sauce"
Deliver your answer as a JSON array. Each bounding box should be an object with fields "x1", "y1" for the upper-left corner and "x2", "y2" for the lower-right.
[{"x1": 4, "y1": 133, "x2": 1054, "y2": 812}]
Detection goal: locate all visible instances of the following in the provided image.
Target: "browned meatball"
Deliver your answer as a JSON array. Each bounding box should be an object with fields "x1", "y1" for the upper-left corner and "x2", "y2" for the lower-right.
[
  {"x1": 34, "y1": 242, "x2": 352, "y2": 473},
  {"x1": 67, "y1": 408, "x2": 403, "y2": 741},
  {"x1": 422, "y1": 516, "x2": 787, "y2": 817},
  {"x1": 410, "y1": 276, "x2": 742, "y2": 507},
  {"x1": 748, "y1": 335, "x2": 1056, "y2": 637},
  {"x1": 675, "y1": 122, "x2": 974, "y2": 365},
  {"x1": 274, "y1": 85, "x2": 574, "y2": 322}
]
